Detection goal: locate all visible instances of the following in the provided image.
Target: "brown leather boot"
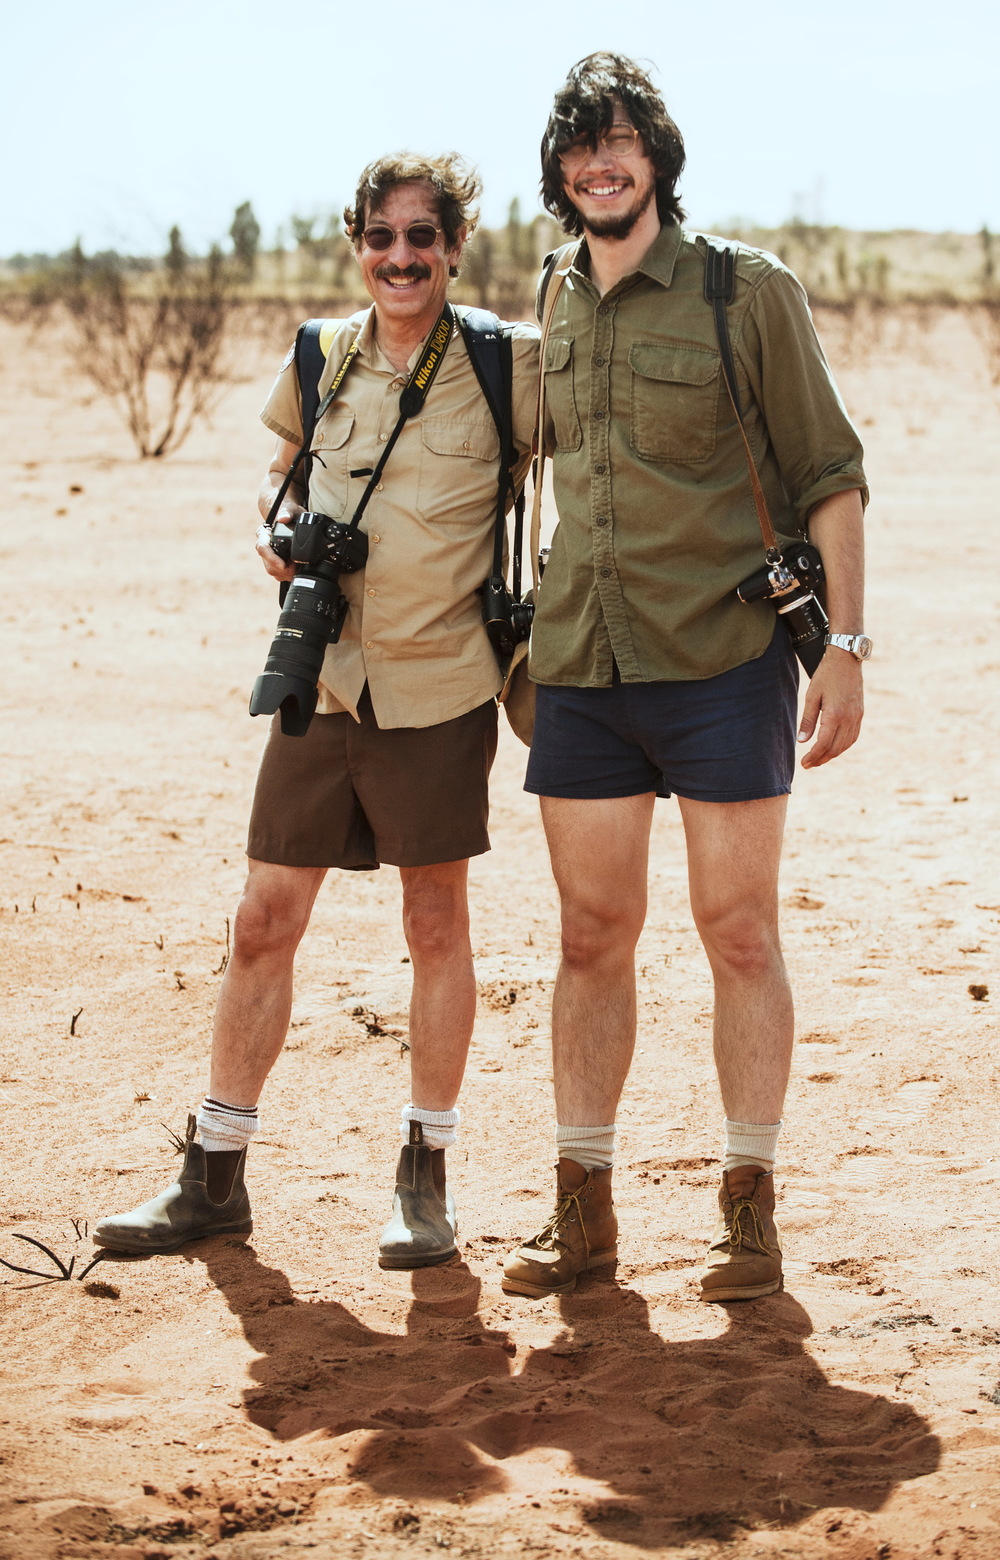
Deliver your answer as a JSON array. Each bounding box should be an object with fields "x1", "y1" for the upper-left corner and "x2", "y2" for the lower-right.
[
  {"x1": 502, "y1": 1158, "x2": 618, "y2": 1298},
  {"x1": 377, "y1": 1120, "x2": 458, "y2": 1270},
  {"x1": 93, "y1": 1114, "x2": 252, "y2": 1254},
  {"x1": 699, "y1": 1166, "x2": 782, "y2": 1302}
]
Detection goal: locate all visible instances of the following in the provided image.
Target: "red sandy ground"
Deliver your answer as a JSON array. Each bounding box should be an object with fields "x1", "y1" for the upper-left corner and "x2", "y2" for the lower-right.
[{"x1": 1, "y1": 305, "x2": 998, "y2": 1560}]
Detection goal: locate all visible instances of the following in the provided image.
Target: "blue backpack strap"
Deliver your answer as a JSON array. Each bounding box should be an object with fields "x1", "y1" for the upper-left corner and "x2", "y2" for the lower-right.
[
  {"x1": 457, "y1": 307, "x2": 522, "y2": 587},
  {"x1": 293, "y1": 318, "x2": 333, "y2": 492}
]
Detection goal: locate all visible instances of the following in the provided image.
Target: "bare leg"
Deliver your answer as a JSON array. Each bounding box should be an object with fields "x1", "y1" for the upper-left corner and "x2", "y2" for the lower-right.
[
  {"x1": 677, "y1": 796, "x2": 793, "y2": 1124},
  {"x1": 541, "y1": 794, "x2": 656, "y2": 1125},
  {"x1": 209, "y1": 859, "x2": 326, "y2": 1106},
  {"x1": 399, "y1": 860, "x2": 476, "y2": 1111}
]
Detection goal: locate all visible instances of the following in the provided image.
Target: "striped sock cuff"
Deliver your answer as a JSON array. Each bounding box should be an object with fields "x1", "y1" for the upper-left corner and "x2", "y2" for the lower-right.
[
  {"x1": 556, "y1": 1124, "x2": 616, "y2": 1171},
  {"x1": 401, "y1": 1103, "x2": 460, "y2": 1150},
  {"x1": 196, "y1": 1097, "x2": 259, "y2": 1153},
  {"x1": 723, "y1": 1119, "x2": 781, "y2": 1174}
]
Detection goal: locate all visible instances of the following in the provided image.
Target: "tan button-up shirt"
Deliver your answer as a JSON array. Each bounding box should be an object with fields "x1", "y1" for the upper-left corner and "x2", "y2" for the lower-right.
[
  {"x1": 261, "y1": 306, "x2": 539, "y2": 727},
  {"x1": 529, "y1": 224, "x2": 868, "y2": 686}
]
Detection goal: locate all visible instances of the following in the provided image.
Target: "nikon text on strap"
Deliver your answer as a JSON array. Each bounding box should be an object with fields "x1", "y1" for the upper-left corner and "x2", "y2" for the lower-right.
[{"x1": 265, "y1": 306, "x2": 455, "y2": 537}]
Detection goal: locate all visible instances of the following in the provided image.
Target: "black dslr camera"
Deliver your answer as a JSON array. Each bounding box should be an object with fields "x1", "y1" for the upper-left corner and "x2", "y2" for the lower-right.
[
  {"x1": 481, "y1": 576, "x2": 534, "y2": 660},
  {"x1": 249, "y1": 511, "x2": 369, "y2": 736},
  {"x1": 737, "y1": 541, "x2": 828, "y2": 676}
]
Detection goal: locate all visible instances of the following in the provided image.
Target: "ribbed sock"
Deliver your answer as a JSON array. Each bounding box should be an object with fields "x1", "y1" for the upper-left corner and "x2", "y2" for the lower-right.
[
  {"x1": 556, "y1": 1124, "x2": 616, "y2": 1171},
  {"x1": 401, "y1": 1103, "x2": 460, "y2": 1151},
  {"x1": 196, "y1": 1096, "x2": 259, "y2": 1153},
  {"x1": 723, "y1": 1119, "x2": 781, "y2": 1174}
]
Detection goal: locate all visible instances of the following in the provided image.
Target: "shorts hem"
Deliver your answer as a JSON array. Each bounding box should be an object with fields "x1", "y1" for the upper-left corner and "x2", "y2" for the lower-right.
[
  {"x1": 670, "y1": 784, "x2": 792, "y2": 804},
  {"x1": 523, "y1": 781, "x2": 658, "y2": 800}
]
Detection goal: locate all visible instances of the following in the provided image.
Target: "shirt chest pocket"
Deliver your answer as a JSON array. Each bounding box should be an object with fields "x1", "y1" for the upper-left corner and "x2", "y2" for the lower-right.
[
  {"x1": 309, "y1": 410, "x2": 355, "y2": 518},
  {"x1": 628, "y1": 342, "x2": 720, "y2": 465},
  {"x1": 543, "y1": 337, "x2": 582, "y2": 452},
  {"x1": 416, "y1": 417, "x2": 500, "y2": 524}
]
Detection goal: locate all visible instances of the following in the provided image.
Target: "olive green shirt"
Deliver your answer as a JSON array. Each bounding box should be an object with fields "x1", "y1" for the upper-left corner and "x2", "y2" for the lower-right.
[{"x1": 529, "y1": 223, "x2": 868, "y2": 685}]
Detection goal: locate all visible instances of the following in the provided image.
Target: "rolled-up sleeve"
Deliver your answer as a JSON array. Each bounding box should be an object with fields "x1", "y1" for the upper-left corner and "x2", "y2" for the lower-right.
[
  {"x1": 260, "y1": 348, "x2": 304, "y2": 446},
  {"x1": 737, "y1": 266, "x2": 868, "y2": 523}
]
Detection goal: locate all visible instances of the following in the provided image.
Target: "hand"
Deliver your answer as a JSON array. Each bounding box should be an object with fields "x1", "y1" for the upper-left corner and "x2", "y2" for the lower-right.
[
  {"x1": 797, "y1": 648, "x2": 864, "y2": 769},
  {"x1": 255, "y1": 521, "x2": 296, "y2": 583}
]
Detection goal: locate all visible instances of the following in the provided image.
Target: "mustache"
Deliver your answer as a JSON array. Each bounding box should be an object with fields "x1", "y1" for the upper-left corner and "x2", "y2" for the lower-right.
[{"x1": 374, "y1": 262, "x2": 432, "y2": 281}]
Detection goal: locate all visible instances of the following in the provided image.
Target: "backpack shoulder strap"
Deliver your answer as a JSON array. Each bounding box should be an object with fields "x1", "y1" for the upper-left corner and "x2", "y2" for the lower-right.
[
  {"x1": 293, "y1": 318, "x2": 335, "y2": 445},
  {"x1": 537, "y1": 242, "x2": 577, "y2": 324},
  {"x1": 456, "y1": 306, "x2": 508, "y2": 445}
]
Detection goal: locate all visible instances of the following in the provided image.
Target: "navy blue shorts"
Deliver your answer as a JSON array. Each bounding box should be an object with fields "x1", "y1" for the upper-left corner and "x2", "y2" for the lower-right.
[{"x1": 524, "y1": 628, "x2": 799, "y2": 804}]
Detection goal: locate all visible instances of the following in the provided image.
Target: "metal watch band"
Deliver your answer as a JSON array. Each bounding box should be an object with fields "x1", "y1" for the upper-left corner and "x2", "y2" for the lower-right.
[{"x1": 825, "y1": 632, "x2": 872, "y2": 661}]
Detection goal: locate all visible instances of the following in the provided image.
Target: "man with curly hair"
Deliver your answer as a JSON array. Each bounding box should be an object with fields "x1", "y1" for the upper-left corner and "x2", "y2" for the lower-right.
[
  {"x1": 94, "y1": 153, "x2": 539, "y2": 1270},
  {"x1": 503, "y1": 54, "x2": 869, "y2": 1302}
]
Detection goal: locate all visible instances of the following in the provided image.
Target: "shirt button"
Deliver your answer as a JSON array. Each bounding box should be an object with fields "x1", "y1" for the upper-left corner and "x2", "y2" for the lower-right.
[
  {"x1": 594, "y1": 409, "x2": 606, "y2": 420},
  {"x1": 596, "y1": 516, "x2": 608, "y2": 526},
  {"x1": 594, "y1": 463, "x2": 606, "y2": 474},
  {"x1": 463, "y1": 440, "x2": 471, "y2": 449},
  {"x1": 379, "y1": 432, "x2": 388, "y2": 442},
  {"x1": 599, "y1": 567, "x2": 612, "y2": 578},
  {"x1": 372, "y1": 534, "x2": 381, "y2": 543},
  {"x1": 367, "y1": 588, "x2": 376, "y2": 598},
  {"x1": 594, "y1": 356, "x2": 605, "y2": 366},
  {"x1": 314, "y1": 432, "x2": 324, "y2": 445},
  {"x1": 366, "y1": 640, "x2": 375, "y2": 649},
  {"x1": 598, "y1": 305, "x2": 609, "y2": 316}
]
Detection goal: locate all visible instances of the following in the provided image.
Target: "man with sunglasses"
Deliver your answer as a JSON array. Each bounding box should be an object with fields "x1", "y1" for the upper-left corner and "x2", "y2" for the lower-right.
[
  {"x1": 94, "y1": 153, "x2": 538, "y2": 1270},
  {"x1": 503, "y1": 55, "x2": 868, "y2": 1302}
]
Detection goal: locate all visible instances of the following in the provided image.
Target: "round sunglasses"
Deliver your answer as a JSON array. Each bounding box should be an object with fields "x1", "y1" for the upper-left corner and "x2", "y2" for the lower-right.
[{"x1": 362, "y1": 223, "x2": 443, "y2": 252}]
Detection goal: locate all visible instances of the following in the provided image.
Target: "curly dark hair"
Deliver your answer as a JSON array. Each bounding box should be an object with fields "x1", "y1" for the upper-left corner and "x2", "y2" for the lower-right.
[
  {"x1": 344, "y1": 153, "x2": 481, "y2": 278},
  {"x1": 541, "y1": 53, "x2": 686, "y2": 236}
]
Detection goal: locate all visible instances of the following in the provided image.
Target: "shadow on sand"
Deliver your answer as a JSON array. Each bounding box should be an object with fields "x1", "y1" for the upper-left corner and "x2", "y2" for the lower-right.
[{"x1": 187, "y1": 1240, "x2": 939, "y2": 1545}]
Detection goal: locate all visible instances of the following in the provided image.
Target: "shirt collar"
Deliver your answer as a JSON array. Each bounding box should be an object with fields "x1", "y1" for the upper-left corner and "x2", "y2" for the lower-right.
[{"x1": 569, "y1": 221, "x2": 684, "y2": 293}]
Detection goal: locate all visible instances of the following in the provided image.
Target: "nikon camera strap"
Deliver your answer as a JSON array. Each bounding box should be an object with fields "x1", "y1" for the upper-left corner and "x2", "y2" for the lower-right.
[{"x1": 264, "y1": 305, "x2": 455, "y2": 534}]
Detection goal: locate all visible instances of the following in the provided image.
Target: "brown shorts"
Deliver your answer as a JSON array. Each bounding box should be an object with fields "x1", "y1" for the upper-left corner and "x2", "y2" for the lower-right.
[{"x1": 247, "y1": 688, "x2": 498, "y2": 870}]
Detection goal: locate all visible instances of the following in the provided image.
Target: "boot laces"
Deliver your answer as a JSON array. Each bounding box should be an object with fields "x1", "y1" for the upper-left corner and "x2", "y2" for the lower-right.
[
  {"x1": 534, "y1": 1187, "x2": 588, "y2": 1258},
  {"x1": 727, "y1": 1197, "x2": 770, "y2": 1253}
]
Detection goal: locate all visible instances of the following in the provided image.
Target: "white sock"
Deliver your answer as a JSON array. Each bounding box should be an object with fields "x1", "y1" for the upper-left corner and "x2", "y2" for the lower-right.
[
  {"x1": 556, "y1": 1124, "x2": 616, "y2": 1171},
  {"x1": 401, "y1": 1103, "x2": 460, "y2": 1151},
  {"x1": 723, "y1": 1119, "x2": 781, "y2": 1174},
  {"x1": 196, "y1": 1096, "x2": 259, "y2": 1153}
]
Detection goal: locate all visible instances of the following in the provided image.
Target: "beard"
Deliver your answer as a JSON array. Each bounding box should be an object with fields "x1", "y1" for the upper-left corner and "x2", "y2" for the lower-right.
[{"x1": 580, "y1": 178, "x2": 656, "y2": 241}]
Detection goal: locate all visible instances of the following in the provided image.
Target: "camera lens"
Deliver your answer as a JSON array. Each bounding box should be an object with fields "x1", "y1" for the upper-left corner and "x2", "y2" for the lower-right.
[{"x1": 250, "y1": 571, "x2": 345, "y2": 735}]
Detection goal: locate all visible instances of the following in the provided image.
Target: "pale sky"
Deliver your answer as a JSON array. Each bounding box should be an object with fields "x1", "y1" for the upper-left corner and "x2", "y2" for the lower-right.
[{"x1": 5, "y1": 0, "x2": 998, "y2": 256}]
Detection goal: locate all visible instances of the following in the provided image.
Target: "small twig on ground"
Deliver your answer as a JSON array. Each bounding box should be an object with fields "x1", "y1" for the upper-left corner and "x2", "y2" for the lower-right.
[{"x1": 70, "y1": 1007, "x2": 84, "y2": 1035}]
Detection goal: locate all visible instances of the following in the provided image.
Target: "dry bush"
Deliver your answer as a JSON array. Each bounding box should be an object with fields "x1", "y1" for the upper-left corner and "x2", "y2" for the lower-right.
[{"x1": 64, "y1": 245, "x2": 236, "y2": 458}]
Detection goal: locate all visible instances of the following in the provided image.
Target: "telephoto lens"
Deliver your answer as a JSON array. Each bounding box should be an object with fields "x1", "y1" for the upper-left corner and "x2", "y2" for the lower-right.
[{"x1": 249, "y1": 565, "x2": 347, "y2": 736}]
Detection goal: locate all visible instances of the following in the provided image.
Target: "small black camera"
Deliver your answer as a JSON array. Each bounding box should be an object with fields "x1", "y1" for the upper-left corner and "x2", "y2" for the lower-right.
[
  {"x1": 737, "y1": 541, "x2": 828, "y2": 676},
  {"x1": 481, "y1": 575, "x2": 533, "y2": 660},
  {"x1": 249, "y1": 511, "x2": 369, "y2": 737}
]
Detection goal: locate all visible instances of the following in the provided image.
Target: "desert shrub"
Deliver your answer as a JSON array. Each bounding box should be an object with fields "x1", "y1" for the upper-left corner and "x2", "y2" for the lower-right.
[{"x1": 63, "y1": 236, "x2": 236, "y2": 458}]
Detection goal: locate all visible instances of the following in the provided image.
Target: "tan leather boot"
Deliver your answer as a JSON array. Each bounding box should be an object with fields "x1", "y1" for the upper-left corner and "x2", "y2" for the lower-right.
[
  {"x1": 699, "y1": 1166, "x2": 782, "y2": 1302},
  {"x1": 377, "y1": 1120, "x2": 458, "y2": 1270},
  {"x1": 93, "y1": 1115, "x2": 252, "y2": 1254},
  {"x1": 502, "y1": 1158, "x2": 618, "y2": 1297}
]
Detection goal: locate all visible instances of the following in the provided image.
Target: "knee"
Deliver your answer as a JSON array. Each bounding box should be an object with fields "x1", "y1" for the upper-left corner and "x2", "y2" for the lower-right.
[
  {"x1": 560, "y1": 899, "x2": 645, "y2": 972},
  {"x1": 402, "y1": 884, "x2": 469, "y2": 963},
  {"x1": 696, "y1": 905, "x2": 779, "y2": 981},
  {"x1": 232, "y1": 883, "x2": 307, "y2": 962}
]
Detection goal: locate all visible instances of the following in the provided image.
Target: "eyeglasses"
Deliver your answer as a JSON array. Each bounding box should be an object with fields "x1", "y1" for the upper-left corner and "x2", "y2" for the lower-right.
[
  {"x1": 558, "y1": 124, "x2": 640, "y2": 168},
  {"x1": 362, "y1": 223, "x2": 443, "y2": 252}
]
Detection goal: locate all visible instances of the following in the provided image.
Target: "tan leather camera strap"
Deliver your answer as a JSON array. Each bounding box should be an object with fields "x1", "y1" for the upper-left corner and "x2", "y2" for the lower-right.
[
  {"x1": 704, "y1": 239, "x2": 782, "y2": 563},
  {"x1": 529, "y1": 242, "x2": 581, "y2": 591}
]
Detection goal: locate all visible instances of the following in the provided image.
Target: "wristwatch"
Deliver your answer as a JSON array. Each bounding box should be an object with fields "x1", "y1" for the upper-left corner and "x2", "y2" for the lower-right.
[{"x1": 825, "y1": 632, "x2": 873, "y2": 661}]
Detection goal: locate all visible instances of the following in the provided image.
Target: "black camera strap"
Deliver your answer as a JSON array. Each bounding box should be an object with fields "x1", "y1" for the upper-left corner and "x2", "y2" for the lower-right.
[
  {"x1": 264, "y1": 306, "x2": 455, "y2": 532},
  {"x1": 704, "y1": 239, "x2": 783, "y2": 567}
]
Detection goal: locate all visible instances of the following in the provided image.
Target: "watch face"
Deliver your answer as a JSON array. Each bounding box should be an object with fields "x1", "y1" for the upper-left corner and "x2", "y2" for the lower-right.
[{"x1": 856, "y1": 636, "x2": 873, "y2": 659}]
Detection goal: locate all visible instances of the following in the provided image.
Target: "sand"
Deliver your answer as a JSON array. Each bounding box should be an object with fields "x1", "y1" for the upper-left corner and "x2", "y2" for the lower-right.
[{"x1": 1, "y1": 302, "x2": 998, "y2": 1559}]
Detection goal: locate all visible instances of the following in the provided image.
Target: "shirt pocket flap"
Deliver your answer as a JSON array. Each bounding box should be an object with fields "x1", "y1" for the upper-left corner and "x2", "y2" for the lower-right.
[
  {"x1": 544, "y1": 337, "x2": 573, "y2": 372},
  {"x1": 312, "y1": 409, "x2": 354, "y2": 450},
  {"x1": 628, "y1": 342, "x2": 719, "y2": 386},
  {"x1": 420, "y1": 417, "x2": 499, "y2": 463}
]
